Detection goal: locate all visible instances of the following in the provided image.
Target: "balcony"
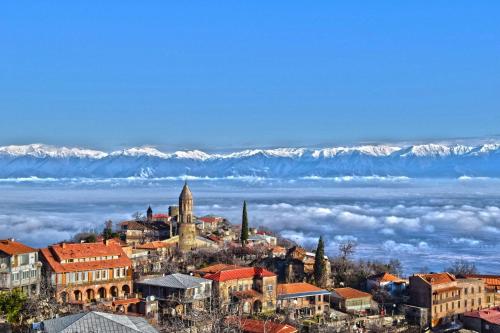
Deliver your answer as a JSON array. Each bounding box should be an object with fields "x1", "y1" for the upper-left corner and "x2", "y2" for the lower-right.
[{"x1": 433, "y1": 295, "x2": 460, "y2": 305}]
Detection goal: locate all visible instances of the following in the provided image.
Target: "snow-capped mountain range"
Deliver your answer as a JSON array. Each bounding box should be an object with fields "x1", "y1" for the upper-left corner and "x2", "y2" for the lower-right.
[{"x1": 1, "y1": 142, "x2": 500, "y2": 179}]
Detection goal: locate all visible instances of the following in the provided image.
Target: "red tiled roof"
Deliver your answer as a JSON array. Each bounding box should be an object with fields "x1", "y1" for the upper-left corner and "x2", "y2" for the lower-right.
[
  {"x1": 207, "y1": 235, "x2": 221, "y2": 242},
  {"x1": 40, "y1": 241, "x2": 132, "y2": 273},
  {"x1": 226, "y1": 318, "x2": 297, "y2": 333},
  {"x1": 417, "y1": 272, "x2": 455, "y2": 285},
  {"x1": 333, "y1": 287, "x2": 371, "y2": 300},
  {"x1": 205, "y1": 267, "x2": 276, "y2": 282},
  {"x1": 196, "y1": 263, "x2": 244, "y2": 274},
  {"x1": 0, "y1": 239, "x2": 36, "y2": 255},
  {"x1": 368, "y1": 272, "x2": 406, "y2": 283},
  {"x1": 464, "y1": 307, "x2": 500, "y2": 325},
  {"x1": 466, "y1": 274, "x2": 500, "y2": 287},
  {"x1": 278, "y1": 282, "x2": 325, "y2": 296},
  {"x1": 198, "y1": 216, "x2": 222, "y2": 224},
  {"x1": 135, "y1": 241, "x2": 175, "y2": 250},
  {"x1": 48, "y1": 240, "x2": 125, "y2": 260},
  {"x1": 153, "y1": 214, "x2": 170, "y2": 219}
]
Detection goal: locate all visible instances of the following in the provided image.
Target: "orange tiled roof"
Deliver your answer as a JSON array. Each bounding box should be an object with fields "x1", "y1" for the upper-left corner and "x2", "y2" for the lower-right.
[
  {"x1": 333, "y1": 287, "x2": 371, "y2": 300},
  {"x1": 135, "y1": 241, "x2": 174, "y2": 250},
  {"x1": 205, "y1": 267, "x2": 276, "y2": 282},
  {"x1": 465, "y1": 275, "x2": 500, "y2": 287},
  {"x1": 40, "y1": 241, "x2": 132, "y2": 273},
  {"x1": 417, "y1": 272, "x2": 455, "y2": 285},
  {"x1": 271, "y1": 246, "x2": 286, "y2": 254},
  {"x1": 226, "y1": 318, "x2": 297, "y2": 333},
  {"x1": 48, "y1": 240, "x2": 125, "y2": 261},
  {"x1": 196, "y1": 263, "x2": 244, "y2": 274},
  {"x1": 278, "y1": 282, "x2": 324, "y2": 296},
  {"x1": 0, "y1": 239, "x2": 36, "y2": 255},
  {"x1": 368, "y1": 272, "x2": 405, "y2": 283}
]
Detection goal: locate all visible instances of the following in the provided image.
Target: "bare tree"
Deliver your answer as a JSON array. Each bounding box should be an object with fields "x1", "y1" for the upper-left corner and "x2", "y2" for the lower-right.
[{"x1": 446, "y1": 259, "x2": 478, "y2": 276}]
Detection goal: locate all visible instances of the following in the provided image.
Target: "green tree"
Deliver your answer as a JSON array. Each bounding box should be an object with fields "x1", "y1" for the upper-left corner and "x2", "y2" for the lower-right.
[
  {"x1": 313, "y1": 236, "x2": 327, "y2": 288},
  {"x1": 240, "y1": 201, "x2": 249, "y2": 246},
  {"x1": 0, "y1": 289, "x2": 26, "y2": 325}
]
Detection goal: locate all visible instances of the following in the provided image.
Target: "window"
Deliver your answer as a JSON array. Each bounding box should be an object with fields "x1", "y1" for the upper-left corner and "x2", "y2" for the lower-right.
[
  {"x1": 20, "y1": 254, "x2": 29, "y2": 265},
  {"x1": 12, "y1": 272, "x2": 19, "y2": 281},
  {"x1": 267, "y1": 285, "x2": 273, "y2": 291},
  {"x1": 472, "y1": 299, "x2": 475, "y2": 306},
  {"x1": 458, "y1": 301, "x2": 461, "y2": 308},
  {"x1": 465, "y1": 300, "x2": 468, "y2": 308},
  {"x1": 464, "y1": 288, "x2": 468, "y2": 295},
  {"x1": 239, "y1": 284, "x2": 243, "y2": 291},
  {"x1": 479, "y1": 298, "x2": 482, "y2": 305},
  {"x1": 31, "y1": 270, "x2": 36, "y2": 278}
]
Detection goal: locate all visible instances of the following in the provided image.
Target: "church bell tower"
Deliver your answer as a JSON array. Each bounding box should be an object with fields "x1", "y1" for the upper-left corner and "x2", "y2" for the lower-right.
[{"x1": 178, "y1": 182, "x2": 197, "y2": 252}]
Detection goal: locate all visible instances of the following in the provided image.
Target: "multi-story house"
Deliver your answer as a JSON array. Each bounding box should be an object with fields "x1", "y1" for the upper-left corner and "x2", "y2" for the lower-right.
[
  {"x1": 465, "y1": 275, "x2": 500, "y2": 307},
  {"x1": 135, "y1": 273, "x2": 212, "y2": 319},
  {"x1": 457, "y1": 277, "x2": 485, "y2": 312},
  {"x1": 409, "y1": 272, "x2": 487, "y2": 328},
  {"x1": 277, "y1": 282, "x2": 330, "y2": 319},
  {"x1": 201, "y1": 264, "x2": 277, "y2": 314},
  {"x1": 0, "y1": 239, "x2": 41, "y2": 295},
  {"x1": 40, "y1": 240, "x2": 134, "y2": 307}
]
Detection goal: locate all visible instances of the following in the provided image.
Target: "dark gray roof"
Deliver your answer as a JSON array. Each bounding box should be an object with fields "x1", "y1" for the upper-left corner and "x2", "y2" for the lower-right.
[
  {"x1": 40, "y1": 311, "x2": 158, "y2": 333},
  {"x1": 137, "y1": 273, "x2": 211, "y2": 289}
]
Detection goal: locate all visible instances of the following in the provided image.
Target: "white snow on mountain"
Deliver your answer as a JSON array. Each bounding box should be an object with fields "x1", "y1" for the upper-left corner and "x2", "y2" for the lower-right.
[
  {"x1": 0, "y1": 144, "x2": 108, "y2": 159},
  {"x1": 1, "y1": 141, "x2": 500, "y2": 178}
]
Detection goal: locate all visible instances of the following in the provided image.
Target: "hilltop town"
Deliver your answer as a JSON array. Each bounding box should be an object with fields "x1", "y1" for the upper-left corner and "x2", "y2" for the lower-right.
[{"x1": 0, "y1": 183, "x2": 499, "y2": 333}]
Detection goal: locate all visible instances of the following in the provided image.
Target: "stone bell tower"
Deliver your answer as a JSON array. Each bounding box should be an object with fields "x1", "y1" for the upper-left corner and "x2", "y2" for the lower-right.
[{"x1": 178, "y1": 182, "x2": 197, "y2": 252}]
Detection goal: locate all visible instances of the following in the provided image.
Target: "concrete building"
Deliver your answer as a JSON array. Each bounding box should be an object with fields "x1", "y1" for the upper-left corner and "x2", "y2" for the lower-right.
[
  {"x1": 40, "y1": 240, "x2": 135, "y2": 309},
  {"x1": 277, "y1": 282, "x2": 330, "y2": 318},
  {"x1": 0, "y1": 239, "x2": 42, "y2": 296},
  {"x1": 202, "y1": 263, "x2": 277, "y2": 314},
  {"x1": 331, "y1": 287, "x2": 373, "y2": 314}
]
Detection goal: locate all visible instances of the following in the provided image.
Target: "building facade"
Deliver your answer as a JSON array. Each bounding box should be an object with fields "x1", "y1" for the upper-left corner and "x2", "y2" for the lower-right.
[
  {"x1": 0, "y1": 239, "x2": 42, "y2": 296},
  {"x1": 202, "y1": 264, "x2": 277, "y2": 314},
  {"x1": 409, "y1": 272, "x2": 487, "y2": 328},
  {"x1": 40, "y1": 240, "x2": 134, "y2": 305},
  {"x1": 135, "y1": 273, "x2": 212, "y2": 319},
  {"x1": 331, "y1": 287, "x2": 373, "y2": 314},
  {"x1": 277, "y1": 282, "x2": 330, "y2": 319}
]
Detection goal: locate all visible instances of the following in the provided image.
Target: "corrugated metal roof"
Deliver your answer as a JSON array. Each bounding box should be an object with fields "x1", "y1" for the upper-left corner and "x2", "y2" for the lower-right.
[
  {"x1": 137, "y1": 273, "x2": 211, "y2": 289},
  {"x1": 40, "y1": 311, "x2": 158, "y2": 333}
]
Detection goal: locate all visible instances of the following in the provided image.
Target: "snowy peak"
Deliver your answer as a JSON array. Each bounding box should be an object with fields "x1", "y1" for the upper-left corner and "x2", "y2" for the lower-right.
[{"x1": 0, "y1": 144, "x2": 107, "y2": 159}]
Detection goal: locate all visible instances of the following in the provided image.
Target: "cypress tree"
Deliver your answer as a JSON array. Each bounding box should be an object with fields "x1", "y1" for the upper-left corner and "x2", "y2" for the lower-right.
[
  {"x1": 241, "y1": 201, "x2": 249, "y2": 246},
  {"x1": 313, "y1": 236, "x2": 326, "y2": 287}
]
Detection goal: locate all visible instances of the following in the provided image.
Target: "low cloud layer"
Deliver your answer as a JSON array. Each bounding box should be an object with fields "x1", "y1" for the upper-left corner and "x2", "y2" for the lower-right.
[{"x1": 0, "y1": 178, "x2": 499, "y2": 274}]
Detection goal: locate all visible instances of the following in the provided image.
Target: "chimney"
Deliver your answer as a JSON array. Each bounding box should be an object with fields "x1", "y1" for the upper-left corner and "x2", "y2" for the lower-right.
[{"x1": 61, "y1": 243, "x2": 66, "y2": 249}]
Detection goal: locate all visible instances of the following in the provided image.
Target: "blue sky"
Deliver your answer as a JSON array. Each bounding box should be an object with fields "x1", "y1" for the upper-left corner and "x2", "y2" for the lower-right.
[{"x1": 1, "y1": 1, "x2": 499, "y2": 151}]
